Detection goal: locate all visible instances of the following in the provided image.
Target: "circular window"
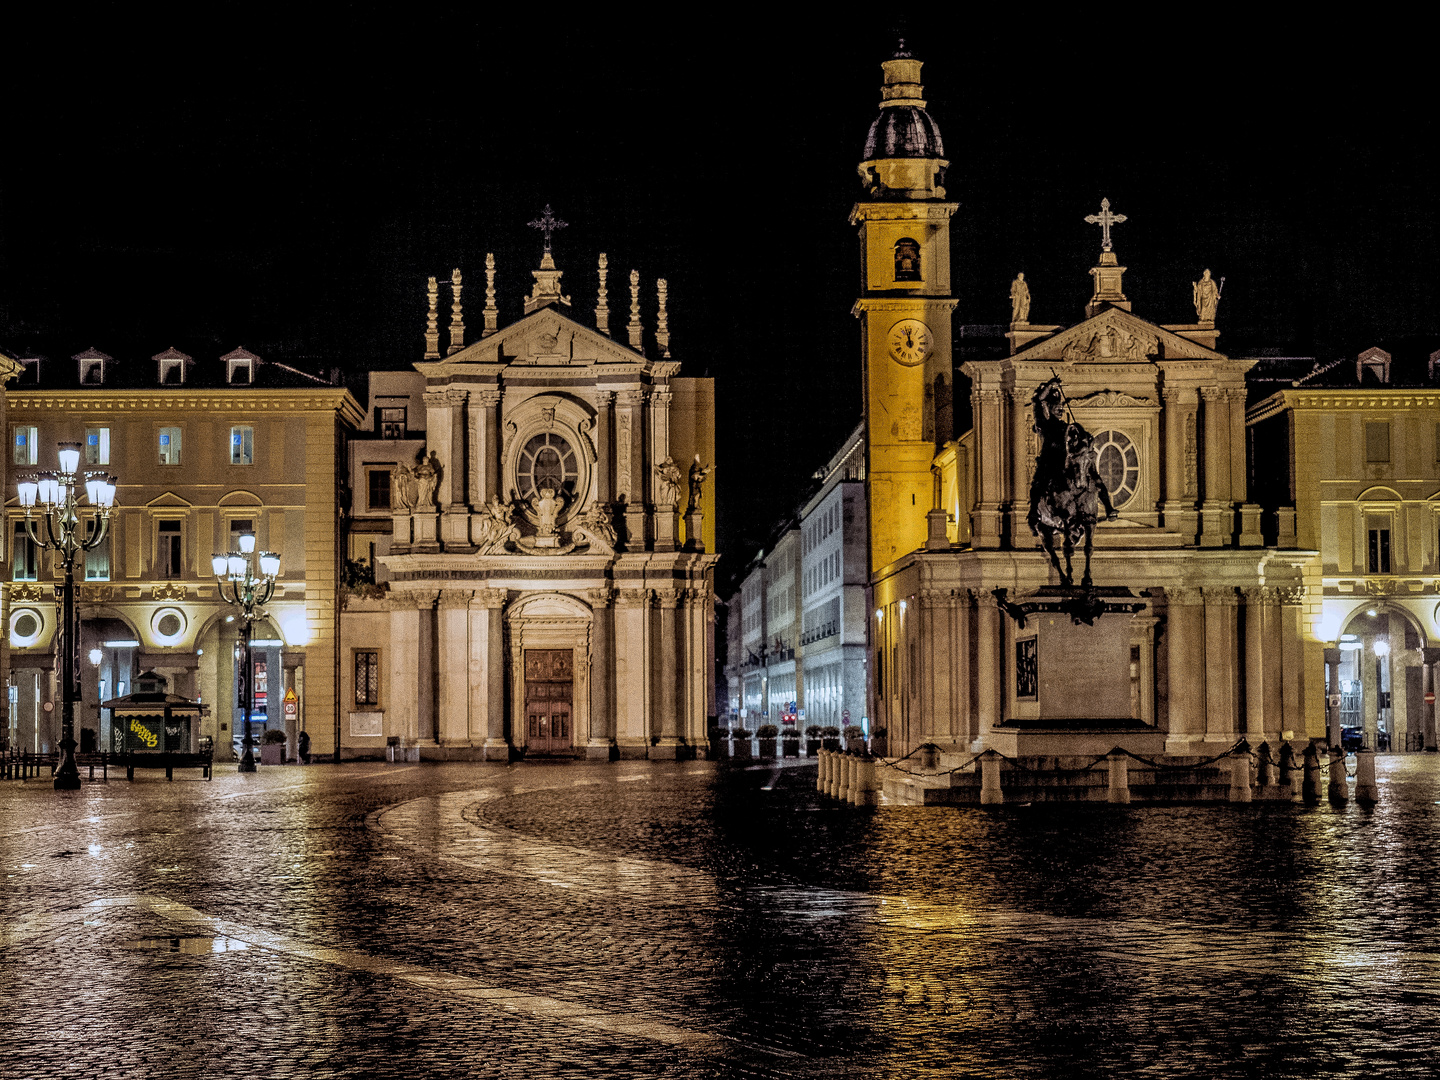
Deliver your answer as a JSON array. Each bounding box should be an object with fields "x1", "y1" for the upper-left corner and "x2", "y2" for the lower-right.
[
  {"x1": 1092, "y1": 430, "x2": 1140, "y2": 509},
  {"x1": 10, "y1": 607, "x2": 44, "y2": 648},
  {"x1": 152, "y1": 607, "x2": 187, "y2": 645},
  {"x1": 517, "y1": 432, "x2": 578, "y2": 500}
]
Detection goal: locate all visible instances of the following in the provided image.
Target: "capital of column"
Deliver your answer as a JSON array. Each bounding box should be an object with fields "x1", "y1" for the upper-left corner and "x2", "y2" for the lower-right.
[
  {"x1": 615, "y1": 588, "x2": 651, "y2": 608},
  {"x1": 1202, "y1": 586, "x2": 1240, "y2": 607},
  {"x1": 438, "y1": 588, "x2": 475, "y2": 609},
  {"x1": 616, "y1": 389, "x2": 648, "y2": 408},
  {"x1": 652, "y1": 388, "x2": 672, "y2": 407},
  {"x1": 1199, "y1": 385, "x2": 1226, "y2": 402},
  {"x1": 444, "y1": 388, "x2": 468, "y2": 405},
  {"x1": 974, "y1": 388, "x2": 1005, "y2": 406},
  {"x1": 1276, "y1": 585, "x2": 1307, "y2": 606},
  {"x1": 1164, "y1": 585, "x2": 1204, "y2": 606},
  {"x1": 654, "y1": 587, "x2": 682, "y2": 609},
  {"x1": 594, "y1": 390, "x2": 615, "y2": 408},
  {"x1": 422, "y1": 389, "x2": 452, "y2": 408},
  {"x1": 473, "y1": 389, "x2": 502, "y2": 408},
  {"x1": 918, "y1": 587, "x2": 957, "y2": 608},
  {"x1": 585, "y1": 587, "x2": 615, "y2": 609},
  {"x1": 1241, "y1": 585, "x2": 1279, "y2": 606},
  {"x1": 472, "y1": 587, "x2": 508, "y2": 608}
]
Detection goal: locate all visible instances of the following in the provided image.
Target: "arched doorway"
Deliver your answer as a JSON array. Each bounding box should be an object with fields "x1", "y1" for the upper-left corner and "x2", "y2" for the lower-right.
[
  {"x1": 1338, "y1": 605, "x2": 1428, "y2": 752},
  {"x1": 505, "y1": 593, "x2": 592, "y2": 757}
]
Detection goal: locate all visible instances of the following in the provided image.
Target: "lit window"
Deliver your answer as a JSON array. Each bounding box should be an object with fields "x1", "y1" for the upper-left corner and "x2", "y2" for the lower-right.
[
  {"x1": 230, "y1": 426, "x2": 254, "y2": 466},
  {"x1": 158, "y1": 427, "x2": 182, "y2": 466},
  {"x1": 85, "y1": 427, "x2": 110, "y2": 466},
  {"x1": 84, "y1": 533, "x2": 111, "y2": 581},
  {"x1": 13, "y1": 426, "x2": 37, "y2": 466},
  {"x1": 379, "y1": 407, "x2": 406, "y2": 439}
]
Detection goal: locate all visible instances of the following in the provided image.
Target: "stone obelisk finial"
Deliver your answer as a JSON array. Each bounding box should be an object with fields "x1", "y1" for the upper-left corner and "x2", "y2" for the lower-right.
[
  {"x1": 424, "y1": 276, "x2": 440, "y2": 359},
  {"x1": 596, "y1": 253, "x2": 610, "y2": 336},
  {"x1": 448, "y1": 268, "x2": 465, "y2": 355},
  {"x1": 656, "y1": 278, "x2": 670, "y2": 358},
  {"x1": 482, "y1": 253, "x2": 499, "y2": 337},
  {"x1": 627, "y1": 270, "x2": 643, "y2": 350}
]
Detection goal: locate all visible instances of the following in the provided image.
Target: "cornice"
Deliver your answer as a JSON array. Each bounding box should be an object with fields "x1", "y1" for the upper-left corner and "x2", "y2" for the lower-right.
[
  {"x1": 848, "y1": 202, "x2": 959, "y2": 225},
  {"x1": 851, "y1": 297, "x2": 959, "y2": 314},
  {"x1": 6, "y1": 387, "x2": 366, "y2": 426}
]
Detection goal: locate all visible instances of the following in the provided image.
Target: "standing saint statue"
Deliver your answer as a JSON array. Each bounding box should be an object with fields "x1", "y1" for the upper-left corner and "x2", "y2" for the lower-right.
[
  {"x1": 1010, "y1": 273, "x2": 1031, "y2": 325},
  {"x1": 687, "y1": 455, "x2": 712, "y2": 514},
  {"x1": 412, "y1": 452, "x2": 441, "y2": 510},
  {"x1": 1193, "y1": 269, "x2": 1221, "y2": 322},
  {"x1": 390, "y1": 465, "x2": 418, "y2": 512},
  {"x1": 654, "y1": 458, "x2": 683, "y2": 510}
]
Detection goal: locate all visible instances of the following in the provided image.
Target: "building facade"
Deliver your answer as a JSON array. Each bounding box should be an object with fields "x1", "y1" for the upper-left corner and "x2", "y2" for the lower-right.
[
  {"x1": 1249, "y1": 345, "x2": 1440, "y2": 752},
  {"x1": 339, "y1": 241, "x2": 717, "y2": 760},
  {"x1": 2, "y1": 346, "x2": 361, "y2": 759}
]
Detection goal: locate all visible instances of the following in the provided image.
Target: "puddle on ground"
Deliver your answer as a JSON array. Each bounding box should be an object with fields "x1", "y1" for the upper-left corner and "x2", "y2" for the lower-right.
[{"x1": 121, "y1": 936, "x2": 250, "y2": 954}]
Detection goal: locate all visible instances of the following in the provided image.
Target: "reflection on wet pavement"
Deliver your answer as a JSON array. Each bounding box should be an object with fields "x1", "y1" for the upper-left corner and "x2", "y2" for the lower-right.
[{"x1": 2, "y1": 754, "x2": 1439, "y2": 1077}]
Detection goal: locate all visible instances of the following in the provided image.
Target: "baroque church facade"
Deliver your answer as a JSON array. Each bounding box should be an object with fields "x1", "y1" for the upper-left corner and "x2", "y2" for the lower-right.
[
  {"x1": 855, "y1": 51, "x2": 1323, "y2": 759},
  {"x1": 339, "y1": 225, "x2": 717, "y2": 760}
]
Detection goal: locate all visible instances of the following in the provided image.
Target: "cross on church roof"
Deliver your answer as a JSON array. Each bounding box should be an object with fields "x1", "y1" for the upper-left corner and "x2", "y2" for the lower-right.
[
  {"x1": 1084, "y1": 197, "x2": 1127, "y2": 253},
  {"x1": 527, "y1": 204, "x2": 569, "y2": 252}
]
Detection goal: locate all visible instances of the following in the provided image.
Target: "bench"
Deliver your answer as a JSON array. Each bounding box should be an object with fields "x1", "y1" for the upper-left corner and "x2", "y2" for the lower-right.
[
  {"x1": 121, "y1": 751, "x2": 214, "y2": 781},
  {"x1": 0, "y1": 751, "x2": 114, "y2": 781}
]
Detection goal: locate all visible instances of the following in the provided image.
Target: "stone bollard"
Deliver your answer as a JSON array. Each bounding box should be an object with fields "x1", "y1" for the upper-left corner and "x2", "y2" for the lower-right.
[
  {"x1": 1354, "y1": 748, "x2": 1380, "y2": 804},
  {"x1": 848, "y1": 756, "x2": 863, "y2": 806},
  {"x1": 1257, "y1": 742, "x2": 1275, "y2": 789},
  {"x1": 1301, "y1": 743, "x2": 1322, "y2": 803},
  {"x1": 979, "y1": 752, "x2": 1003, "y2": 806},
  {"x1": 1229, "y1": 750, "x2": 1254, "y2": 803},
  {"x1": 856, "y1": 757, "x2": 878, "y2": 807},
  {"x1": 840, "y1": 754, "x2": 854, "y2": 803},
  {"x1": 817, "y1": 749, "x2": 829, "y2": 795},
  {"x1": 1279, "y1": 743, "x2": 1298, "y2": 791},
  {"x1": 825, "y1": 751, "x2": 839, "y2": 798},
  {"x1": 1107, "y1": 750, "x2": 1131, "y2": 804},
  {"x1": 1328, "y1": 747, "x2": 1349, "y2": 804}
]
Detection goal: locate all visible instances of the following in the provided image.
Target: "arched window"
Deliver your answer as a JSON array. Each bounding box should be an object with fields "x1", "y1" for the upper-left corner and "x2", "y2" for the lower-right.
[
  {"x1": 894, "y1": 238, "x2": 921, "y2": 281},
  {"x1": 517, "y1": 432, "x2": 579, "y2": 499}
]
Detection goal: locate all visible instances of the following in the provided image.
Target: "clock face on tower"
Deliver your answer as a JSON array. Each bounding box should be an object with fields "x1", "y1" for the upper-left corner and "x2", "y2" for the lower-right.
[{"x1": 887, "y1": 318, "x2": 933, "y2": 366}]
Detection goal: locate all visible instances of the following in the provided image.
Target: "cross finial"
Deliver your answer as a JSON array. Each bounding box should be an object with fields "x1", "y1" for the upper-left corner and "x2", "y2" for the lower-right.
[
  {"x1": 1084, "y1": 197, "x2": 1127, "y2": 253},
  {"x1": 527, "y1": 204, "x2": 569, "y2": 252}
]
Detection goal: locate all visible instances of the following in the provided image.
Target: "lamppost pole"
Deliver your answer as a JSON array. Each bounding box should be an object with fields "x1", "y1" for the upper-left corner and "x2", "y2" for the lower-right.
[
  {"x1": 16, "y1": 445, "x2": 116, "y2": 791},
  {"x1": 212, "y1": 536, "x2": 279, "y2": 773}
]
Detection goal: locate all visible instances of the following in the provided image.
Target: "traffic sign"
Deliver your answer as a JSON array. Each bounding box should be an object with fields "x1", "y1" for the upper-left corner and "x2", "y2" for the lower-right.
[
  {"x1": 1427, "y1": 691, "x2": 1436, "y2": 705},
  {"x1": 284, "y1": 685, "x2": 299, "y2": 720}
]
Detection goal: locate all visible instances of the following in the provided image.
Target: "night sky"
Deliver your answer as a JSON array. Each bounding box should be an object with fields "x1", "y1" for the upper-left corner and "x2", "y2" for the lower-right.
[{"x1": 3, "y1": 13, "x2": 1435, "y2": 591}]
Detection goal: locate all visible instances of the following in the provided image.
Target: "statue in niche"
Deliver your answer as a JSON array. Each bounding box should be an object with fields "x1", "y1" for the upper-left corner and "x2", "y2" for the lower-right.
[
  {"x1": 412, "y1": 452, "x2": 441, "y2": 510},
  {"x1": 654, "y1": 458, "x2": 683, "y2": 510},
  {"x1": 391, "y1": 465, "x2": 418, "y2": 512},
  {"x1": 1009, "y1": 273, "x2": 1031, "y2": 324},
  {"x1": 474, "y1": 494, "x2": 520, "y2": 554},
  {"x1": 687, "y1": 455, "x2": 713, "y2": 514},
  {"x1": 1193, "y1": 269, "x2": 1221, "y2": 322}
]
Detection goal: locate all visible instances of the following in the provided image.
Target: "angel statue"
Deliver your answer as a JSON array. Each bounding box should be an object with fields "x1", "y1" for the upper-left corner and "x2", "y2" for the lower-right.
[
  {"x1": 473, "y1": 493, "x2": 520, "y2": 554},
  {"x1": 687, "y1": 455, "x2": 713, "y2": 514},
  {"x1": 573, "y1": 502, "x2": 618, "y2": 553},
  {"x1": 654, "y1": 458, "x2": 683, "y2": 510},
  {"x1": 390, "y1": 465, "x2": 418, "y2": 512}
]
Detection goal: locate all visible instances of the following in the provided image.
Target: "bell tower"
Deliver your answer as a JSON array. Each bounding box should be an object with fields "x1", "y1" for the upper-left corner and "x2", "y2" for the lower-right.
[{"x1": 851, "y1": 46, "x2": 958, "y2": 572}]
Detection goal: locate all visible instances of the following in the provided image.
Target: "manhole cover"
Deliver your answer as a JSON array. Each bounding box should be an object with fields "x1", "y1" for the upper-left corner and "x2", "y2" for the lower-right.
[{"x1": 121, "y1": 936, "x2": 250, "y2": 954}]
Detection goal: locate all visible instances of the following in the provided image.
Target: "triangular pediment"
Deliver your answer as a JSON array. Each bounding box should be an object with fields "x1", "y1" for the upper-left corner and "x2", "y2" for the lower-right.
[
  {"x1": 1013, "y1": 307, "x2": 1226, "y2": 364},
  {"x1": 432, "y1": 309, "x2": 656, "y2": 372},
  {"x1": 146, "y1": 491, "x2": 194, "y2": 509}
]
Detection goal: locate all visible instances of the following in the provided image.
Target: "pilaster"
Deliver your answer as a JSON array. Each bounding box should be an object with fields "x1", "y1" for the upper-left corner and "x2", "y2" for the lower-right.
[
  {"x1": 613, "y1": 588, "x2": 651, "y2": 757},
  {"x1": 585, "y1": 588, "x2": 614, "y2": 759},
  {"x1": 471, "y1": 588, "x2": 509, "y2": 759},
  {"x1": 1199, "y1": 387, "x2": 1231, "y2": 547},
  {"x1": 615, "y1": 390, "x2": 648, "y2": 550},
  {"x1": 436, "y1": 589, "x2": 473, "y2": 745},
  {"x1": 472, "y1": 389, "x2": 502, "y2": 508},
  {"x1": 1163, "y1": 586, "x2": 1206, "y2": 747},
  {"x1": 651, "y1": 587, "x2": 682, "y2": 758}
]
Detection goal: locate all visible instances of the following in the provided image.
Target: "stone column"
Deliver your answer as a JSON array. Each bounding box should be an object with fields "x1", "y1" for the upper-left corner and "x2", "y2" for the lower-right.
[
  {"x1": 1243, "y1": 587, "x2": 1282, "y2": 743},
  {"x1": 1203, "y1": 587, "x2": 1241, "y2": 744},
  {"x1": 975, "y1": 592, "x2": 1003, "y2": 740},
  {"x1": 436, "y1": 589, "x2": 473, "y2": 745},
  {"x1": 470, "y1": 588, "x2": 509, "y2": 759},
  {"x1": 1161, "y1": 387, "x2": 1199, "y2": 540},
  {"x1": 615, "y1": 390, "x2": 648, "y2": 550},
  {"x1": 651, "y1": 386, "x2": 671, "y2": 481},
  {"x1": 1323, "y1": 646, "x2": 1343, "y2": 748},
  {"x1": 1229, "y1": 388, "x2": 1263, "y2": 545},
  {"x1": 651, "y1": 588, "x2": 682, "y2": 758},
  {"x1": 586, "y1": 588, "x2": 614, "y2": 759},
  {"x1": 472, "y1": 389, "x2": 502, "y2": 507},
  {"x1": 1277, "y1": 586, "x2": 1307, "y2": 741},
  {"x1": 613, "y1": 588, "x2": 650, "y2": 758},
  {"x1": 971, "y1": 388, "x2": 1007, "y2": 548},
  {"x1": 1422, "y1": 648, "x2": 1440, "y2": 753},
  {"x1": 1163, "y1": 587, "x2": 1206, "y2": 747},
  {"x1": 388, "y1": 603, "x2": 421, "y2": 744},
  {"x1": 1199, "y1": 387, "x2": 1230, "y2": 547},
  {"x1": 593, "y1": 391, "x2": 614, "y2": 505},
  {"x1": 919, "y1": 589, "x2": 956, "y2": 746}
]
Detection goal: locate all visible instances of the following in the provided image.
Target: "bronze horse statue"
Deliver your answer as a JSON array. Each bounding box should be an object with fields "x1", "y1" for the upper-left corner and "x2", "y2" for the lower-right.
[{"x1": 1027, "y1": 377, "x2": 1117, "y2": 587}]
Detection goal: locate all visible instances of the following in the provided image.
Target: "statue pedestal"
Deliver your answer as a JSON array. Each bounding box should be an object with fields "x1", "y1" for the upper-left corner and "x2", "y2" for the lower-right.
[
  {"x1": 441, "y1": 509, "x2": 473, "y2": 552},
  {"x1": 925, "y1": 508, "x2": 949, "y2": 550},
  {"x1": 654, "y1": 509, "x2": 678, "y2": 552},
  {"x1": 412, "y1": 512, "x2": 440, "y2": 552},
  {"x1": 391, "y1": 512, "x2": 412, "y2": 550},
  {"x1": 683, "y1": 510, "x2": 705, "y2": 552},
  {"x1": 623, "y1": 507, "x2": 647, "y2": 552}
]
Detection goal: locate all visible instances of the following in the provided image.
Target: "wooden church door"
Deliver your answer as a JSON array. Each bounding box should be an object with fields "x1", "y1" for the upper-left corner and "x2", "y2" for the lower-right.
[{"x1": 524, "y1": 649, "x2": 574, "y2": 754}]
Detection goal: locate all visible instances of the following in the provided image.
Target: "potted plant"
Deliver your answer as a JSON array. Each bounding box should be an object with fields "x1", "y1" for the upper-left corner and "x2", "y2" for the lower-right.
[
  {"x1": 821, "y1": 725, "x2": 842, "y2": 751},
  {"x1": 781, "y1": 725, "x2": 801, "y2": 757},
  {"x1": 805, "y1": 725, "x2": 823, "y2": 757},
  {"x1": 843, "y1": 725, "x2": 866, "y2": 753},
  {"x1": 870, "y1": 726, "x2": 889, "y2": 757},
  {"x1": 260, "y1": 728, "x2": 286, "y2": 766},
  {"x1": 757, "y1": 724, "x2": 779, "y2": 759},
  {"x1": 731, "y1": 727, "x2": 753, "y2": 760},
  {"x1": 708, "y1": 726, "x2": 731, "y2": 760}
]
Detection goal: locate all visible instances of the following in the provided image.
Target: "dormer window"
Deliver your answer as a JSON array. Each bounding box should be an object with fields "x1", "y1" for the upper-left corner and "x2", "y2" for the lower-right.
[
  {"x1": 17, "y1": 357, "x2": 40, "y2": 384},
  {"x1": 1357, "y1": 346, "x2": 1391, "y2": 385},
  {"x1": 154, "y1": 347, "x2": 191, "y2": 386},
  {"x1": 221, "y1": 346, "x2": 259, "y2": 386},
  {"x1": 74, "y1": 347, "x2": 111, "y2": 386}
]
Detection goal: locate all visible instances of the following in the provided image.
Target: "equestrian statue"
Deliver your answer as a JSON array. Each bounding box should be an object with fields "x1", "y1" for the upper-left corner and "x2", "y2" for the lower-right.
[{"x1": 1027, "y1": 376, "x2": 1117, "y2": 587}]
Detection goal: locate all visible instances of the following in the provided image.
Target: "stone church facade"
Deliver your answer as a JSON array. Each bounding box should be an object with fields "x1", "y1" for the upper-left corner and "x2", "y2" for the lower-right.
[
  {"x1": 340, "y1": 237, "x2": 716, "y2": 760},
  {"x1": 855, "y1": 50, "x2": 1323, "y2": 759}
]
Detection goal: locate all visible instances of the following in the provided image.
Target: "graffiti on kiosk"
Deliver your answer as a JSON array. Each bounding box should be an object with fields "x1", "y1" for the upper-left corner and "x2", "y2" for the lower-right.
[{"x1": 129, "y1": 717, "x2": 159, "y2": 748}]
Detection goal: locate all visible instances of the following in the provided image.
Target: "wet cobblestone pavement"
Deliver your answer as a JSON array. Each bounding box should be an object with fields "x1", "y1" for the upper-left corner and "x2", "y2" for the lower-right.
[{"x1": 3, "y1": 755, "x2": 1439, "y2": 1078}]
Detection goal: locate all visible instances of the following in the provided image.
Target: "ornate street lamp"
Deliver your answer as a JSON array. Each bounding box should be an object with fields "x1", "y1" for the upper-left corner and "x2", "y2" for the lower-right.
[
  {"x1": 16, "y1": 443, "x2": 117, "y2": 790},
  {"x1": 212, "y1": 533, "x2": 279, "y2": 772}
]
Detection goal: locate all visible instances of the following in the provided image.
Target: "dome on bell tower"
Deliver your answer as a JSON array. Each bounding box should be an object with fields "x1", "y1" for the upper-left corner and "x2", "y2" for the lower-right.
[{"x1": 858, "y1": 46, "x2": 948, "y2": 199}]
